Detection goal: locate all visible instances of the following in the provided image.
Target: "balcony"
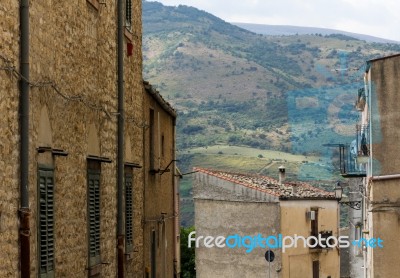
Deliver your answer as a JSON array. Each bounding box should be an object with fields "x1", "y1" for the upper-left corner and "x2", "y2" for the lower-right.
[
  {"x1": 309, "y1": 231, "x2": 335, "y2": 250},
  {"x1": 324, "y1": 125, "x2": 369, "y2": 178},
  {"x1": 355, "y1": 88, "x2": 366, "y2": 111},
  {"x1": 340, "y1": 144, "x2": 367, "y2": 178}
]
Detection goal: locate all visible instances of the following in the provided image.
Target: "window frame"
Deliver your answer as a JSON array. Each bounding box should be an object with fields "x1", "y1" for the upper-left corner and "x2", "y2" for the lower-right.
[{"x1": 149, "y1": 108, "x2": 155, "y2": 171}]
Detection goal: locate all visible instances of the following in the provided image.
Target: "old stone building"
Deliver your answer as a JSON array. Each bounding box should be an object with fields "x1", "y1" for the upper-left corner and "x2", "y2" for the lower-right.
[
  {"x1": 0, "y1": 1, "x2": 178, "y2": 277},
  {"x1": 334, "y1": 53, "x2": 400, "y2": 278},
  {"x1": 142, "y1": 82, "x2": 180, "y2": 278},
  {"x1": 193, "y1": 167, "x2": 339, "y2": 278}
]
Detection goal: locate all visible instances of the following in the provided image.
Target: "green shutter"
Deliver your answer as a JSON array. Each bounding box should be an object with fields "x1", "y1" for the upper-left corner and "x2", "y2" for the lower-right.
[
  {"x1": 88, "y1": 171, "x2": 101, "y2": 266},
  {"x1": 126, "y1": 0, "x2": 132, "y2": 27},
  {"x1": 125, "y1": 174, "x2": 133, "y2": 253},
  {"x1": 38, "y1": 169, "x2": 55, "y2": 278}
]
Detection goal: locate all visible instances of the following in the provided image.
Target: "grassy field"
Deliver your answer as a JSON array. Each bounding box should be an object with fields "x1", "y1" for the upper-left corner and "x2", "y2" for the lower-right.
[
  {"x1": 187, "y1": 145, "x2": 321, "y2": 161},
  {"x1": 178, "y1": 145, "x2": 338, "y2": 226}
]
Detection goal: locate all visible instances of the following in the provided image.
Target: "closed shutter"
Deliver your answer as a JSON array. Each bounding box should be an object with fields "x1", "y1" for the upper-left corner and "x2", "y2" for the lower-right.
[
  {"x1": 125, "y1": 173, "x2": 133, "y2": 253},
  {"x1": 38, "y1": 169, "x2": 55, "y2": 278},
  {"x1": 126, "y1": 0, "x2": 132, "y2": 27},
  {"x1": 88, "y1": 170, "x2": 101, "y2": 266},
  {"x1": 313, "y1": 260, "x2": 320, "y2": 278}
]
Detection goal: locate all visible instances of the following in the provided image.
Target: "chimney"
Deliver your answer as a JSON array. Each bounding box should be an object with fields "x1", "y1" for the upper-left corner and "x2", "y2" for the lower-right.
[{"x1": 278, "y1": 165, "x2": 285, "y2": 185}]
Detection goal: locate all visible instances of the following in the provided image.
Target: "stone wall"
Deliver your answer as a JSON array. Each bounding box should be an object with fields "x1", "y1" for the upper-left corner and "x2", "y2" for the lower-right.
[
  {"x1": 367, "y1": 55, "x2": 400, "y2": 278},
  {"x1": 0, "y1": 0, "x2": 145, "y2": 276},
  {"x1": 193, "y1": 172, "x2": 281, "y2": 278},
  {"x1": 0, "y1": 2, "x2": 28, "y2": 277},
  {"x1": 142, "y1": 85, "x2": 178, "y2": 277},
  {"x1": 194, "y1": 199, "x2": 280, "y2": 278}
]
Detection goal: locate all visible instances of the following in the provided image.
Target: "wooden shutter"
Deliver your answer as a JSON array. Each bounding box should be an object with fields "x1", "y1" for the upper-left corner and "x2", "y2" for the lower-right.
[
  {"x1": 126, "y1": 0, "x2": 132, "y2": 26},
  {"x1": 88, "y1": 170, "x2": 101, "y2": 266},
  {"x1": 38, "y1": 169, "x2": 55, "y2": 278},
  {"x1": 151, "y1": 230, "x2": 156, "y2": 278},
  {"x1": 312, "y1": 260, "x2": 320, "y2": 278},
  {"x1": 125, "y1": 172, "x2": 133, "y2": 253}
]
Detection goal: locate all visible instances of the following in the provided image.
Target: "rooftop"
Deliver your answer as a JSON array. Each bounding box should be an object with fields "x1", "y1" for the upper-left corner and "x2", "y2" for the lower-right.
[
  {"x1": 194, "y1": 167, "x2": 335, "y2": 200},
  {"x1": 143, "y1": 80, "x2": 177, "y2": 118}
]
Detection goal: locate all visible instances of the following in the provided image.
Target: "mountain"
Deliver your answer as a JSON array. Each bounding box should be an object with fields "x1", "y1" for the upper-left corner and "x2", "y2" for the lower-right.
[
  {"x1": 143, "y1": 1, "x2": 400, "y2": 154},
  {"x1": 232, "y1": 23, "x2": 400, "y2": 44},
  {"x1": 142, "y1": 1, "x2": 400, "y2": 225}
]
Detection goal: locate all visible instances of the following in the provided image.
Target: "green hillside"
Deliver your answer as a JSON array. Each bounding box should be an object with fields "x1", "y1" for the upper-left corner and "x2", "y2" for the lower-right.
[
  {"x1": 142, "y1": 1, "x2": 400, "y2": 226},
  {"x1": 143, "y1": 1, "x2": 400, "y2": 154}
]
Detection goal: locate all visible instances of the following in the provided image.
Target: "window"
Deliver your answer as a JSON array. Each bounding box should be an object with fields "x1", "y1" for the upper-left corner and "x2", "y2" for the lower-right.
[
  {"x1": 309, "y1": 208, "x2": 319, "y2": 248},
  {"x1": 151, "y1": 230, "x2": 156, "y2": 278},
  {"x1": 38, "y1": 168, "x2": 55, "y2": 278},
  {"x1": 125, "y1": 0, "x2": 132, "y2": 28},
  {"x1": 88, "y1": 161, "x2": 101, "y2": 267},
  {"x1": 125, "y1": 167, "x2": 133, "y2": 253},
  {"x1": 161, "y1": 134, "x2": 165, "y2": 157},
  {"x1": 149, "y1": 109, "x2": 155, "y2": 170},
  {"x1": 312, "y1": 260, "x2": 320, "y2": 278},
  {"x1": 311, "y1": 208, "x2": 318, "y2": 237}
]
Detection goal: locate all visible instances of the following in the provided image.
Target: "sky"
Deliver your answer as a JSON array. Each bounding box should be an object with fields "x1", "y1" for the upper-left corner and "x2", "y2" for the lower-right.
[{"x1": 154, "y1": 0, "x2": 400, "y2": 42}]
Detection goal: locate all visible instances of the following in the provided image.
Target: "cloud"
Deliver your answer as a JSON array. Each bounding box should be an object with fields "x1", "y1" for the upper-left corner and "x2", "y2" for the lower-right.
[{"x1": 155, "y1": 0, "x2": 400, "y2": 41}]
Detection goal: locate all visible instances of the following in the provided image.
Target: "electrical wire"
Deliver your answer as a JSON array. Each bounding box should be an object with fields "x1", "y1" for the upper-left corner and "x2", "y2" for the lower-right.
[{"x1": 0, "y1": 53, "x2": 147, "y2": 128}]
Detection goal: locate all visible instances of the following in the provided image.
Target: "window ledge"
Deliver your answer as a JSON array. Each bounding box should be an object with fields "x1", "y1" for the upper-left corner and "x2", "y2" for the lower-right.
[
  {"x1": 125, "y1": 252, "x2": 134, "y2": 261},
  {"x1": 124, "y1": 28, "x2": 133, "y2": 42},
  {"x1": 88, "y1": 263, "x2": 102, "y2": 276},
  {"x1": 87, "y1": 0, "x2": 100, "y2": 11}
]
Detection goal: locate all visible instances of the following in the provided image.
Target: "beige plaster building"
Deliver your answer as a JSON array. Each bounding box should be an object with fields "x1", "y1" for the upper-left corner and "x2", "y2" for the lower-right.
[
  {"x1": 142, "y1": 82, "x2": 180, "y2": 278},
  {"x1": 336, "y1": 53, "x2": 400, "y2": 278},
  {"x1": 0, "y1": 1, "x2": 179, "y2": 277},
  {"x1": 193, "y1": 168, "x2": 339, "y2": 278}
]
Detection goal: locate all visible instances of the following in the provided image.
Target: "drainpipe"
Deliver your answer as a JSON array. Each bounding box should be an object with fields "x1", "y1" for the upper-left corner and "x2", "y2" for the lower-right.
[
  {"x1": 142, "y1": 115, "x2": 147, "y2": 275},
  {"x1": 370, "y1": 174, "x2": 400, "y2": 181},
  {"x1": 117, "y1": 0, "x2": 125, "y2": 276},
  {"x1": 19, "y1": 0, "x2": 31, "y2": 277},
  {"x1": 172, "y1": 118, "x2": 180, "y2": 277}
]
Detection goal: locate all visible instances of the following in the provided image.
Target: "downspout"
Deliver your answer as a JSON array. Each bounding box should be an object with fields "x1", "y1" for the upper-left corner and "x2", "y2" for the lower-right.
[
  {"x1": 117, "y1": 0, "x2": 125, "y2": 276},
  {"x1": 370, "y1": 174, "x2": 400, "y2": 181},
  {"x1": 142, "y1": 116, "x2": 147, "y2": 275},
  {"x1": 141, "y1": 85, "x2": 147, "y2": 273},
  {"x1": 172, "y1": 118, "x2": 180, "y2": 277},
  {"x1": 19, "y1": 0, "x2": 31, "y2": 277}
]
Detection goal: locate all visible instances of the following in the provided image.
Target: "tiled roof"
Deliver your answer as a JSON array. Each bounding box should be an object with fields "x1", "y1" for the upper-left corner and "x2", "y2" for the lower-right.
[
  {"x1": 143, "y1": 80, "x2": 177, "y2": 118},
  {"x1": 194, "y1": 167, "x2": 335, "y2": 200}
]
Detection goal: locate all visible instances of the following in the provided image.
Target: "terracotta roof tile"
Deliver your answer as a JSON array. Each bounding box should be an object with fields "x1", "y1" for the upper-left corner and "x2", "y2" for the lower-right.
[{"x1": 194, "y1": 167, "x2": 335, "y2": 199}]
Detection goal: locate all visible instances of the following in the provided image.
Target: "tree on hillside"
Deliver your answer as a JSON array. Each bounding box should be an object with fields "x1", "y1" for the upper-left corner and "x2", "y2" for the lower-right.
[{"x1": 181, "y1": 226, "x2": 196, "y2": 277}]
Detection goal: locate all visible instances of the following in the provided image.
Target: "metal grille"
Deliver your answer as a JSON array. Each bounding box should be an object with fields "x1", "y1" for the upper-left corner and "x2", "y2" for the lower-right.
[{"x1": 38, "y1": 169, "x2": 55, "y2": 277}]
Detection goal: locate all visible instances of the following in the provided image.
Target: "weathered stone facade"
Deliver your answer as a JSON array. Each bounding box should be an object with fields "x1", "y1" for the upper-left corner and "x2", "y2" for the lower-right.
[
  {"x1": 0, "y1": 1, "x2": 178, "y2": 277},
  {"x1": 362, "y1": 54, "x2": 400, "y2": 278},
  {"x1": 193, "y1": 168, "x2": 339, "y2": 278},
  {"x1": 142, "y1": 82, "x2": 180, "y2": 277}
]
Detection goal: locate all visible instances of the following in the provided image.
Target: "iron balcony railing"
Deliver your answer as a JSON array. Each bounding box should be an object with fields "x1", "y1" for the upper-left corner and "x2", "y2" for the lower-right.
[
  {"x1": 324, "y1": 124, "x2": 369, "y2": 178},
  {"x1": 338, "y1": 144, "x2": 366, "y2": 178}
]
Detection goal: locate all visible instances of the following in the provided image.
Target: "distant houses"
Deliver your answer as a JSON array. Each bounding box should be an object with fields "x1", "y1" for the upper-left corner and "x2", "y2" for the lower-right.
[{"x1": 193, "y1": 167, "x2": 339, "y2": 278}]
